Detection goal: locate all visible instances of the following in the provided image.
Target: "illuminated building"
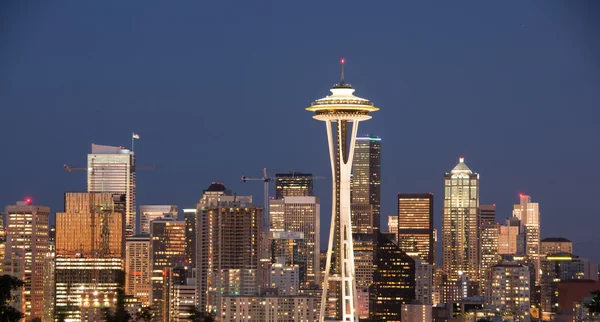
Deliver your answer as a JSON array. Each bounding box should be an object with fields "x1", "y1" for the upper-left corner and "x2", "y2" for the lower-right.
[
  {"x1": 415, "y1": 259, "x2": 434, "y2": 305},
  {"x1": 488, "y1": 261, "x2": 530, "y2": 320},
  {"x1": 269, "y1": 231, "x2": 303, "y2": 266},
  {"x1": 306, "y1": 61, "x2": 379, "y2": 321},
  {"x1": 353, "y1": 233, "x2": 375, "y2": 319},
  {"x1": 478, "y1": 204, "x2": 498, "y2": 295},
  {"x1": 125, "y1": 234, "x2": 151, "y2": 306},
  {"x1": 183, "y1": 209, "x2": 196, "y2": 267},
  {"x1": 2, "y1": 249, "x2": 25, "y2": 315},
  {"x1": 351, "y1": 135, "x2": 381, "y2": 231},
  {"x1": 557, "y1": 280, "x2": 600, "y2": 318},
  {"x1": 220, "y1": 295, "x2": 318, "y2": 321},
  {"x1": 5, "y1": 199, "x2": 50, "y2": 320},
  {"x1": 540, "y1": 237, "x2": 572, "y2": 258},
  {"x1": 275, "y1": 172, "x2": 314, "y2": 199},
  {"x1": 164, "y1": 263, "x2": 196, "y2": 322},
  {"x1": 498, "y1": 217, "x2": 525, "y2": 255},
  {"x1": 55, "y1": 192, "x2": 126, "y2": 321},
  {"x1": 401, "y1": 304, "x2": 432, "y2": 322},
  {"x1": 88, "y1": 144, "x2": 137, "y2": 236},
  {"x1": 398, "y1": 193, "x2": 434, "y2": 264},
  {"x1": 442, "y1": 158, "x2": 479, "y2": 282},
  {"x1": 139, "y1": 205, "x2": 177, "y2": 235},
  {"x1": 43, "y1": 250, "x2": 55, "y2": 322},
  {"x1": 369, "y1": 232, "x2": 415, "y2": 321},
  {"x1": 540, "y1": 253, "x2": 598, "y2": 314},
  {"x1": 513, "y1": 194, "x2": 541, "y2": 283},
  {"x1": 150, "y1": 218, "x2": 186, "y2": 319},
  {"x1": 387, "y1": 215, "x2": 398, "y2": 240},
  {"x1": 268, "y1": 196, "x2": 320, "y2": 288},
  {"x1": 268, "y1": 257, "x2": 300, "y2": 295},
  {"x1": 195, "y1": 183, "x2": 262, "y2": 314},
  {"x1": 351, "y1": 203, "x2": 373, "y2": 234},
  {"x1": 0, "y1": 215, "x2": 5, "y2": 268}
]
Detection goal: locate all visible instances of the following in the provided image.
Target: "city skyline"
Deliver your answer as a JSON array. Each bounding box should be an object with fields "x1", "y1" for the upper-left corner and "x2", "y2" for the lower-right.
[{"x1": 1, "y1": 1, "x2": 600, "y2": 268}]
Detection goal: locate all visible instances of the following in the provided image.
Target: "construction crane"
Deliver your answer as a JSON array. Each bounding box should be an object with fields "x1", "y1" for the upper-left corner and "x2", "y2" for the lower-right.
[{"x1": 241, "y1": 168, "x2": 274, "y2": 235}]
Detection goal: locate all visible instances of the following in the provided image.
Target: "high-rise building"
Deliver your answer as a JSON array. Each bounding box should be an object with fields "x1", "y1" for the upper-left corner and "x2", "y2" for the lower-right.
[
  {"x1": 478, "y1": 204, "x2": 499, "y2": 293},
  {"x1": 88, "y1": 144, "x2": 137, "y2": 236},
  {"x1": 268, "y1": 196, "x2": 320, "y2": 288},
  {"x1": 268, "y1": 257, "x2": 300, "y2": 296},
  {"x1": 139, "y1": 205, "x2": 178, "y2": 235},
  {"x1": 275, "y1": 172, "x2": 314, "y2": 199},
  {"x1": 150, "y1": 218, "x2": 186, "y2": 320},
  {"x1": 540, "y1": 237, "x2": 573, "y2": 257},
  {"x1": 220, "y1": 295, "x2": 318, "y2": 321},
  {"x1": 498, "y1": 217, "x2": 526, "y2": 255},
  {"x1": 398, "y1": 193, "x2": 434, "y2": 264},
  {"x1": 443, "y1": 158, "x2": 479, "y2": 283},
  {"x1": 164, "y1": 263, "x2": 196, "y2": 322},
  {"x1": 351, "y1": 203, "x2": 373, "y2": 234},
  {"x1": 195, "y1": 183, "x2": 262, "y2": 314},
  {"x1": 415, "y1": 259, "x2": 434, "y2": 305},
  {"x1": 125, "y1": 234, "x2": 151, "y2": 306},
  {"x1": 369, "y1": 232, "x2": 415, "y2": 321},
  {"x1": 401, "y1": 304, "x2": 432, "y2": 322},
  {"x1": 306, "y1": 62, "x2": 379, "y2": 321},
  {"x1": 351, "y1": 135, "x2": 381, "y2": 231},
  {"x1": 488, "y1": 261, "x2": 531, "y2": 320},
  {"x1": 183, "y1": 209, "x2": 196, "y2": 267},
  {"x1": 513, "y1": 194, "x2": 541, "y2": 283},
  {"x1": 353, "y1": 233, "x2": 375, "y2": 319},
  {"x1": 387, "y1": 215, "x2": 398, "y2": 237},
  {"x1": 55, "y1": 192, "x2": 126, "y2": 321},
  {"x1": 4, "y1": 199, "x2": 50, "y2": 320}
]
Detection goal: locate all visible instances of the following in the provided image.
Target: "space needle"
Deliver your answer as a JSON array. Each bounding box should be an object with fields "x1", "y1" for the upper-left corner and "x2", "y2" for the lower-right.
[{"x1": 306, "y1": 59, "x2": 379, "y2": 321}]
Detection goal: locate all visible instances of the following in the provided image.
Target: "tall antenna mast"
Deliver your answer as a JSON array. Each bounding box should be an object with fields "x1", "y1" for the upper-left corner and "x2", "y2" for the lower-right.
[{"x1": 340, "y1": 58, "x2": 345, "y2": 83}]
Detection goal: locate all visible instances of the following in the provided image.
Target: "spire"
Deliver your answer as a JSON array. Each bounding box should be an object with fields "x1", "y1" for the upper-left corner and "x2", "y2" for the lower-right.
[
  {"x1": 341, "y1": 58, "x2": 345, "y2": 84},
  {"x1": 333, "y1": 58, "x2": 352, "y2": 88},
  {"x1": 451, "y1": 157, "x2": 472, "y2": 174}
]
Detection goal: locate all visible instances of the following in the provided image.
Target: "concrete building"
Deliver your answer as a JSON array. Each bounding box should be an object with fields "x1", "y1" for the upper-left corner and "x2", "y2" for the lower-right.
[
  {"x1": 55, "y1": 192, "x2": 126, "y2": 321},
  {"x1": 540, "y1": 237, "x2": 573, "y2": 257},
  {"x1": 183, "y1": 208, "x2": 196, "y2": 268},
  {"x1": 353, "y1": 233, "x2": 375, "y2": 319},
  {"x1": 4, "y1": 199, "x2": 50, "y2": 321},
  {"x1": 415, "y1": 259, "x2": 434, "y2": 305},
  {"x1": 443, "y1": 158, "x2": 479, "y2": 282},
  {"x1": 513, "y1": 194, "x2": 541, "y2": 283},
  {"x1": 268, "y1": 257, "x2": 299, "y2": 295},
  {"x1": 150, "y1": 218, "x2": 186, "y2": 320},
  {"x1": 479, "y1": 204, "x2": 499, "y2": 296},
  {"x1": 125, "y1": 234, "x2": 151, "y2": 306},
  {"x1": 351, "y1": 203, "x2": 374, "y2": 234},
  {"x1": 401, "y1": 304, "x2": 432, "y2": 322},
  {"x1": 398, "y1": 193, "x2": 435, "y2": 264},
  {"x1": 164, "y1": 264, "x2": 196, "y2": 322},
  {"x1": 498, "y1": 217, "x2": 526, "y2": 255},
  {"x1": 488, "y1": 261, "x2": 531, "y2": 321},
  {"x1": 269, "y1": 196, "x2": 320, "y2": 288},
  {"x1": 87, "y1": 144, "x2": 137, "y2": 236},
  {"x1": 195, "y1": 183, "x2": 262, "y2": 314},
  {"x1": 369, "y1": 232, "x2": 415, "y2": 321},
  {"x1": 220, "y1": 295, "x2": 318, "y2": 322},
  {"x1": 139, "y1": 205, "x2": 177, "y2": 235},
  {"x1": 387, "y1": 215, "x2": 398, "y2": 240}
]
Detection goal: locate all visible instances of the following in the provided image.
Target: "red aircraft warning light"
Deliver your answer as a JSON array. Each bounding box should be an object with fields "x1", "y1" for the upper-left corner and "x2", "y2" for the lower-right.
[{"x1": 25, "y1": 197, "x2": 32, "y2": 205}]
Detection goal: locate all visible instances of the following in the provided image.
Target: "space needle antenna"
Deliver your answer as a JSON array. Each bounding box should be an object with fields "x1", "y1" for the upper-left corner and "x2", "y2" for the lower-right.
[{"x1": 340, "y1": 58, "x2": 345, "y2": 83}]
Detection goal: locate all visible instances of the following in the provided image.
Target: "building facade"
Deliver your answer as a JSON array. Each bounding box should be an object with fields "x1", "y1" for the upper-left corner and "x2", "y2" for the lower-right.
[
  {"x1": 415, "y1": 259, "x2": 434, "y2": 305},
  {"x1": 4, "y1": 200, "x2": 50, "y2": 320},
  {"x1": 443, "y1": 158, "x2": 479, "y2": 282},
  {"x1": 498, "y1": 217, "x2": 526, "y2": 255},
  {"x1": 139, "y1": 205, "x2": 178, "y2": 235},
  {"x1": 353, "y1": 233, "x2": 375, "y2": 319},
  {"x1": 351, "y1": 135, "x2": 381, "y2": 231},
  {"x1": 369, "y1": 232, "x2": 416, "y2": 321},
  {"x1": 87, "y1": 144, "x2": 136, "y2": 236},
  {"x1": 275, "y1": 172, "x2": 314, "y2": 199},
  {"x1": 513, "y1": 194, "x2": 541, "y2": 283},
  {"x1": 220, "y1": 295, "x2": 318, "y2": 321},
  {"x1": 488, "y1": 261, "x2": 531, "y2": 320},
  {"x1": 478, "y1": 204, "x2": 498, "y2": 294},
  {"x1": 125, "y1": 234, "x2": 151, "y2": 306},
  {"x1": 398, "y1": 193, "x2": 434, "y2": 264},
  {"x1": 540, "y1": 237, "x2": 572, "y2": 258}
]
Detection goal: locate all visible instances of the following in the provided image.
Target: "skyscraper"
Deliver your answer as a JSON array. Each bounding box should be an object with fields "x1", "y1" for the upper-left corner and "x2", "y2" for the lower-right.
[
  {"x1": 498, "y1": 217, "x2": 526, "y2": 255},
  {"x1": 443, "y1": 157, "x2": 479, "y2": 282},
  {"x1": 275, "y1": 172, "x2": 314, "y2": 199},
  {"x1": 350, "y1": 203, "x2": 373, "y2": 235},
  {"x1": 139, "y1": 205, "x2": 178, "y2": 235},
  {"x1": 150, "y1": 218, "x2": 186, "y2": 320},
  {"x1": 195, "y1": 183, "x2": 262, "y2": 314},
  {"x1": 306, "y1": 61, "x2": 379, "y2": 321},
  {"x1": 368, "y1": 232, "x2": 416, "y2": 321},
  {"x1": 478, "y1": 204, "x2": 499, "y2": 293},
  {"x1": 125, "y1": 234, "x2": 151, "y2": 306},
  {"x1": 269, "y1": 196, "x2": 320, "y2": 288},
  {"x1": 353, "y1": 233, "x2": 375, "y2": 319},
  {"x1": 351, "y1": 135, "x2": 381, "y2": 231},
  {"x1": 4, "y1": 199, "x2": 50, "y2": 320},
  {"x1": 397, "y1": 193, "x2": 434, "y2": 264},
  {"x1": 88, "y1": 144, "x2": 137, "y2": 236},
  {"x1": 183, "y1": 208, "x2": 197, "y2": 267},
  {"x1": 513, "y1": 194, "x2": 541, "y2": 283},
  {"x1": 55, "y1": 192, "x2": 126, "y2": 321}
]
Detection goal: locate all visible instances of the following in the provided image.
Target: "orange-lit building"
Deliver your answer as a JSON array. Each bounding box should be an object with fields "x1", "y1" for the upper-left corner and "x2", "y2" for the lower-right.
[{"x1": 398, "y1": 193, "x2": 434, "y2": 264}]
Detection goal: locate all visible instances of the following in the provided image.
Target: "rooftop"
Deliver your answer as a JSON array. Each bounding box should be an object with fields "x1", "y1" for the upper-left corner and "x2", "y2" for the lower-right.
[
  {"x1": 541, "y1": 237, "x2": 572, "y2": 243},
  {"x1": 450, "y1": 157, "x2": 473, "y2": 174},
  {"x1": 205, "y1": 182, "x2": 227, "y2": 192}
]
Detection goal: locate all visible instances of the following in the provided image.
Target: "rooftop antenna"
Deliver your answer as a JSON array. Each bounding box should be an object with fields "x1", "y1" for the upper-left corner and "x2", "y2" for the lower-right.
[{"x1": 340, "y1": 58, "x2": 345, "y2": 84}]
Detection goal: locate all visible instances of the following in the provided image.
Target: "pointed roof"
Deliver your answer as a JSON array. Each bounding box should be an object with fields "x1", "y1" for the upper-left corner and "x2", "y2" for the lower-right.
[{"x1": 451, "y1": 157, "x2": 473, "y2": 174}]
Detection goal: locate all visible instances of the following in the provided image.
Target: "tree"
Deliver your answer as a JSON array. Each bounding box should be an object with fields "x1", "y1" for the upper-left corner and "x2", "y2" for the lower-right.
[
  {"x1": 586, "y1": 290, "x2": 600, "y2": 315},
  {"x1": 0, "y1": 275, "x2": 25, "y2": 322},
  {"x1": 103, "y1": 288, "x2": 131, "y2": 322},
  {"x1": 135, "y1": 306, "x2": 152, "y2": 322},
  {"x1": 187, "y1": 308, "x2": 215, "y2": 322}
]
